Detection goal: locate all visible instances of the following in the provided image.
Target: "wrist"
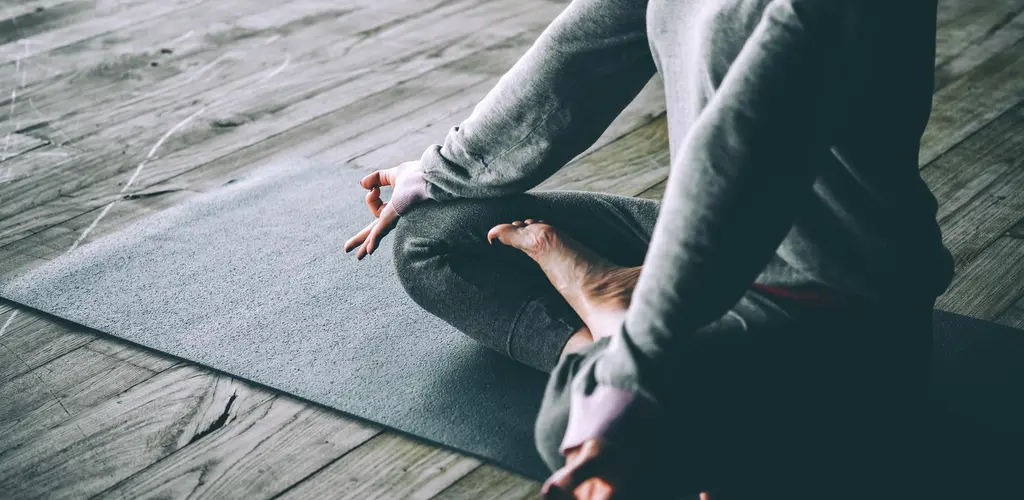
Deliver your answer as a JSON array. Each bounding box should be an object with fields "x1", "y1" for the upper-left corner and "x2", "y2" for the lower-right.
[{"x1": 389, "y1": 167, "x2": 429, "y2": 216}]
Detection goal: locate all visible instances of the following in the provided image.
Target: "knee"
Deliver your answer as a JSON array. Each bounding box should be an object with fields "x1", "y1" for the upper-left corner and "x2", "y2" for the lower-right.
[
  {"x1": 390, "y1": 200, "x2": 477, "y2": 302},
  {"x1": 390, "y1": 204, "x2": 441, "y2": 295}
]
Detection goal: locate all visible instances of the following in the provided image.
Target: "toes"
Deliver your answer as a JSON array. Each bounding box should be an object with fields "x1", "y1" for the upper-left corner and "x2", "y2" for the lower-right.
[
  {"x1": 524, "y1": 218, "x2": 536, "y2": 224},
  {"x1": 512, "y1": 220, "x2": 525, "y2": 227},
  {"x1": 487, "y1": 223, "x2": 518, "y2": 245}
]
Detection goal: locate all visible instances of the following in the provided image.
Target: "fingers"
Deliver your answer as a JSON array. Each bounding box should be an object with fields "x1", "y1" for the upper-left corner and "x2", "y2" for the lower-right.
[
  {"x1": 360, "y1": 167, "x2": 397, "y2": 190},
  {"x1": 365, "y1": 187, "x2": 387, "y2": 217},
  {"x1": 363, "y1": 205, "x2": 398, "y2": 255},
  {"x1": 542, "y1": 450, "x2": 604, "y2": 499},
  {"x1": 576, "y1": 478, "x2": 615, "y2": 500},
  {"x1": 345, "y1": 220, "x2": 377, "y2": 254}
]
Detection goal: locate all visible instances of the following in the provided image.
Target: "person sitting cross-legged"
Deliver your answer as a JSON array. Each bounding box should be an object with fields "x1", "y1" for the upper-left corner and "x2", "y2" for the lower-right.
[{"x1": 345, "y1": 0, "x2": 953, "y2": 497}]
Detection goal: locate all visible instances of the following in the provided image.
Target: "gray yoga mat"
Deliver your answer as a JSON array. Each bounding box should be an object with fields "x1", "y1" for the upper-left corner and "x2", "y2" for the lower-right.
[
  {"x1": 3, "y1": 157, "x2": 1023, "y2": 485},
  {"x1": 0, "y1": 159, "x2": 552, "y2": 479}
]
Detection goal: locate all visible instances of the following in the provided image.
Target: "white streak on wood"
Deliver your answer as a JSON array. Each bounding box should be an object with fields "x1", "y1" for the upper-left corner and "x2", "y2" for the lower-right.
[
  {"x1": 28, "y1": 98, "x2": 74, "y2": 147},
  {"x1": 168, "y1": 30, "x2": 196, "y2": 46},
  {"x1": 67, "y1": 107, "x2": 206, "y2": 253},
  {"x1": 258, "y1": 54, "x2": 291, "y2": 83},
  {"x1": 185, "y1": 53, "x2": 233, "y2": 84},
  {"x1": 0, "y1": 309, "x2": 17, "y2": 338}
]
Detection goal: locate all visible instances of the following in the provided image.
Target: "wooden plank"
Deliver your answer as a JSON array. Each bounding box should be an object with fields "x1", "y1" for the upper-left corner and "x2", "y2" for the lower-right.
[
  {"x1": 0, "y1": 346, "x2": 153, "y2": 421},
  {"x1": 936, "y1": 236, "x2": 1024, "y2": 319},
  {"x1": 0, "y1": 0, "x2": 93, "y2": 46},
  {"x1": 98, "y1": 397, "x2": 381, "y2": 499},
  {"x1": 536, "y1": 115, "x2": 669, "y2": 195},
  {"x1": 922, "y1": 103, "x2": 1024, "y2": 269},
  {"x1": 0, "y1": 1, "x2": 77, "y2": 24},
  {"x1": 934, "y1": 1, "x2": 1024, "y2": 89},
  {"x1": 432, "y1": 465, "x2": 540, "y2": 500},
  {"x1": 85, "y1": 335, "x2": 179, "y2": 372},
  {"x1": 0, "y1": 0, "x2": 211, "y2": 62},
  {"x1": 937, "y1": 0, "x2": 999, "y2": 27},
  {"x1": 0, "y1": 42, "x2": 524, "y2": 255},
  {"x1": 0, "y1": 347, "x2": 157, "y2": 453},
  {"x1": 989, "y1": 219, "x2": 1024, "y2": 328},
  {"x1": 0, "y1": 0, "x2": 556, "y2": 237},
  {"x1": 5, "y1": 187, "x2": 196, "y2": 261},
  {"x1": 131, "y1": 32, "x2": 557, "y2": 195},
  {"x1": 996, "y1": 300, "x2": 1024, "y2": 329},
  {"x1": 0, "y1": 365, "x2": 276, "y2": 499},
  {"x1": 0, "y1": 304, "x2": 96, "y2": 385},
  {"x1": 0, "y1": 143, "x2": 76, "y2": 188},
  {"x1": 0, "y1": 0, "x2": 381, "y2": 139},
  {"x1": 278, "y1": 433, "x2": 480, "y2": 500},
  {"x1": 0, "y1": 248, "x2": 46, "y2": 280},
  {"x1": 637, "y1": 178, "x2": 666, "y2": 201},
  {"x1": 0, "y1": 132, "x2": 48, "y2": 162},
  {"x1": 0, "y1": 0, "x2": 467, "y2": 217},
  {"x1": 920, "y1": 37, "x2": 1024, "y2": 166}
]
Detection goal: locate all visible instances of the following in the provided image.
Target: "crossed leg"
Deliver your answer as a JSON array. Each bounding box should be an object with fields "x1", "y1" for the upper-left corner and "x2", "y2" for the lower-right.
[{"x1": 392, "y1": 190, "x2": 658, "y2": 373}]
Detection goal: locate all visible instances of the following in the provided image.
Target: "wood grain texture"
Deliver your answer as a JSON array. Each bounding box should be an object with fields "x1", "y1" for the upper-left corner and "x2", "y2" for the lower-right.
[
  {"x1": 0, "y1": 132, "x2": 49, "y2": 164},
  {"x1": 0, "y1": 0, "x2": 211, "y2": 61},
  {"x1": 0, "y1": 346, "x2": 154, "y2": 425},
  {"x1": 936, "y1": 236, "x2": 1024, "y2": 319},
  {"x1": 536, "y1": 115, "x2": 669, "y2": 195},
  {"x1": 98, "y1": 397, "x2": 382, "y2": 500},
  {"x1": 923, "y1": 103, "x2": 1024, "y2": 269},
  {"x1": 994, "y1": 219, "x2": 1024, "y2": 329},
  {"x1": 0, "y1": 1, "x2": 561, "y2": 245},
  {"x1": 433, "y1": 464, "x2": 541, "y2": 500},
  {"x1": 278, "y1": 433, "x2": 481, "y2": 500},
  {"x1": 934, "y1": 0, "x2": 1024, "y2": 89},
  {"x1": 0, "y1": 304, "x2": 96, "y2": 384},
  {"x1": 920, "y1": 36, "x2": 1024, "y2": 166},
  {"x1": 84, "y1": 335, "x2": 180, "y2": 372},
  {"x1": 0, "y1": 365, "x2": 275, "y2": 500},
  {"x1": 0, "y1": 0, "x2": 552, "y2": 223},
  {"x1": 0, "y1": 346, "x2": 158, "y2": 454}
]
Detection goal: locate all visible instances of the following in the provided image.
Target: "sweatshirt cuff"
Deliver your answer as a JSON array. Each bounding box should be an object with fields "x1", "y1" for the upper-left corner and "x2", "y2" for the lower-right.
[
  {"x1": 559, "y1": 384, "x2": 660, "y2": 454},
  {"x1": 389, "y1": 168, "x2": 430, "y2": 216}
]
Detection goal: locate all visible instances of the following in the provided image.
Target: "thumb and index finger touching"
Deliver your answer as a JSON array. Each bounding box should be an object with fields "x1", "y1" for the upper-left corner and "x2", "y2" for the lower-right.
[{"x1": 343, "y1": 167, "x2": 402, "y2": 259}]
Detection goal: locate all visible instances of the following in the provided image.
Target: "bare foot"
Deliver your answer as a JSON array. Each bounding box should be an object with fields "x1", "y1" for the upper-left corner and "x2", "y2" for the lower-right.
[{"x1": 487, "y1": 219, "x2": 641, "y2": 341}]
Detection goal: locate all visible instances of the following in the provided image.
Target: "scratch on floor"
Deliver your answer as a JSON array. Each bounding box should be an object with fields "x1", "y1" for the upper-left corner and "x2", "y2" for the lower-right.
[
  {"x1": 0, "y1": 336, "x2": 74, "y2": 419},
  {"x1": 168, "y1": 30, "x2": 196, "y2": 46},
  {"x1": 29, "y1": 98, "x2": 74, "y2": 148},
  {"x1": 67, "y1": 107, "x2": 206, "y2": 253},
  {"x1": 185, "y1": 53, "x2": 233, "y2": 84},
  {"x1": 257, "y1": 53, "x2": 291, "y2": 84},
  {"x1": 0, "y1": 309, "x2": 17, "y2": 338}
]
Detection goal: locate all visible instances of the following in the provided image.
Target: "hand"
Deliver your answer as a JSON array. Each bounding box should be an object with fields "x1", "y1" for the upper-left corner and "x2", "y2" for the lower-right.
[
  {"x1": 343, "y1": 161, "x2": 422, "y2": 260},
  {"x1": 542, "y1": 439, "x2": 711, "y2": 500},
  {"x1": 542, "y1": 439, "x2": 622, "y2": 500}
]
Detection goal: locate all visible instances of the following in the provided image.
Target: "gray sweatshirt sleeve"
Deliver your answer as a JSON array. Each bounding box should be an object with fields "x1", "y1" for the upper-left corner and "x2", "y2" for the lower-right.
[
  {"x1": 538, "y1": 0, "x2": 855, "y2": 463},
  {"x1": 407, "y1": 0, "x2": 655, "y2": 204}
]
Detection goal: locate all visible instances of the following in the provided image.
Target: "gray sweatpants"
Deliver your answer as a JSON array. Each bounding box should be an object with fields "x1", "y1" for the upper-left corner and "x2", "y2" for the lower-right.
[
  {"x1": 392, "y1": 191, "x2": 933, "y2": 495},
  {"x1": 393, "y1": 190, "x2": 656, "y2": 373}
]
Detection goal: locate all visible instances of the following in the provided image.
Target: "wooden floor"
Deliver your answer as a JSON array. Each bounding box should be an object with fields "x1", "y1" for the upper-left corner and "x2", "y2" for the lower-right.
[{"x1": 0, "y1": 0, "x2": 1022, "y2": 497}]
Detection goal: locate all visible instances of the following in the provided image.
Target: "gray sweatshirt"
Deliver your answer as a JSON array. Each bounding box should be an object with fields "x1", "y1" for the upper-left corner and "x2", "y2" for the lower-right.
[{"x1": 392, "y1": 0, "x2": 954, "y2": 467}]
